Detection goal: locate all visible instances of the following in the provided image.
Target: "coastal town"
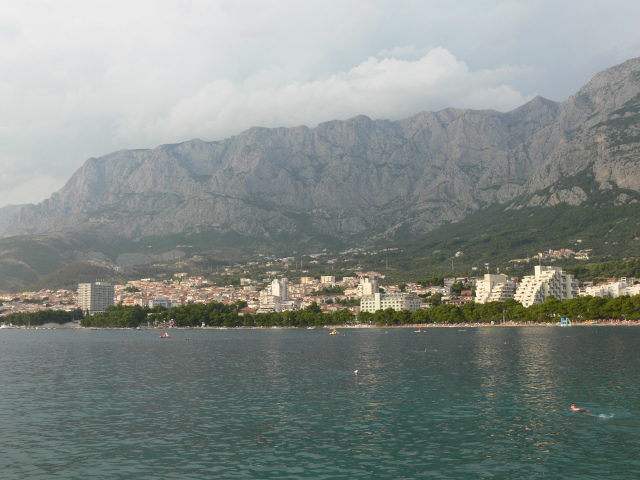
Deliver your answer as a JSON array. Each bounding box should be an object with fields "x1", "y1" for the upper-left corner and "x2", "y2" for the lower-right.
[{"x1": 1, "y1": 259, "x2": 639, "y2": 322}]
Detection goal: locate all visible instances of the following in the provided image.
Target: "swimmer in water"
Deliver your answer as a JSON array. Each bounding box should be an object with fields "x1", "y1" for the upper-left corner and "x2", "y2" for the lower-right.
[{"x1": 570, "y1": 403, "x2": 591, "y2": 414}]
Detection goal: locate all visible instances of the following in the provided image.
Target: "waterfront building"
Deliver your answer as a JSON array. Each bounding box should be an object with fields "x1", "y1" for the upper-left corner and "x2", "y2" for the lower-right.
[
  {"x1": 258, "y1": 278, "x2": 290, "y2": 313},
  {"x1": 256, "y1": 295, "x2": 281, "y2": 313},
  {"x1": 475, "y1": 274, "x2": 516, "y2": 303},
  {"x1": 77, "y1": 282, "x2": 115, "y2": 315},
  {"x1": 580, "y1": 281, "x2": 640, "y2": 298},
  {"x1": 360, "y1": 292, "x2": 423, "y2": 313},
  {"x1": 514, "y1": 266, "x2": 578, "y2": 307}
]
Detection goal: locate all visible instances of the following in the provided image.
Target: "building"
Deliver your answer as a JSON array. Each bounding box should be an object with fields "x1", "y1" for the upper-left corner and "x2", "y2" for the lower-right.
[
  {"x1": 580, "y1": 281, "x2": 640, "y2": 298},
  {"x1": 271, "y1": 278, "x2": 289, "y2": 302},
  {"x1": 514, "y1": 266, "x2": 578, "y2": 307},
  {"x1": 149, "y1": 297, "x2": 172, "y2": 309},
  {"x1": 256, "y1": 295, "x2": 281, "y2": 313},
  {"x1": 474, "y1": 274, "x2": 516, "y2": 303},
  {"x1": 360, "y1": 292, "x2": 423, "y2": 313},
  {"x1": 359, "y1": 276, "x2": 379, "y2": 297},
  {"x1": 258, "y1": 278, "x2": 289, "y2": 313},
  {"x1": 77, "y1": 282, "x2": 115, "y2": 315}
]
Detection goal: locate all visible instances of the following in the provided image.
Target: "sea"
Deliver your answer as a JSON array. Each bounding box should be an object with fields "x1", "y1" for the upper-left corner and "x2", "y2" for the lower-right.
[{"x1": 1, "y1": 326, "x2": 639, "y2": 479}]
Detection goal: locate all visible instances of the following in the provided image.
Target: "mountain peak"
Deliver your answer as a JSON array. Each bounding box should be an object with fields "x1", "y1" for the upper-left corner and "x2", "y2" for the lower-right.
[{"x1": 3, "y1": 58, "x2": 640, "y2": 281}]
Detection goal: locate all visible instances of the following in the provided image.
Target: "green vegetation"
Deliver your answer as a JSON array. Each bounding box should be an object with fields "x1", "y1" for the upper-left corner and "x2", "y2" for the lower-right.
[
  {"x1": 77, "y1": 293, "x2": 640, "y2": 329},
  {"x1": 81, "y1": 301, "x2": 353, "y2": 328},
  {"x1": 565, "y1": 258, "x2": 640, "y2": 282},
  {"x1": 368, "y1": 171, "x2": 640, "y2": 282},
  {"x1": 3, "y1": 166, "x2": 640, "y2": 293},
  {"x1": 1, "y1": 308, "x2": 83, "y2": 326},
  {"x1": 312, "y1": 285, "x2": 346, "y2": 295}
]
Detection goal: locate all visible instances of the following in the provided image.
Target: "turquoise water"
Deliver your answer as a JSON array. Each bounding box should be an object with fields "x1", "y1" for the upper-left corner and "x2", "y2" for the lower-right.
[{"x1": 1, "y1": 326, "x2": 639, "y2": 479}]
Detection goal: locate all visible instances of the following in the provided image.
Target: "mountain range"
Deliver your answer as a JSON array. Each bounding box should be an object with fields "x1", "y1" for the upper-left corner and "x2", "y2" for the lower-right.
[{"x1": 1, "y1": 57, "x2": 640, "y2": 291}]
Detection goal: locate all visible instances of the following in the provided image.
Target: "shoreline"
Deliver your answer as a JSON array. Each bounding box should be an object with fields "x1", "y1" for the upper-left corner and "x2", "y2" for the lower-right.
[{"x1": 3, "y1": 319, "x2": 639, "y2": 330}]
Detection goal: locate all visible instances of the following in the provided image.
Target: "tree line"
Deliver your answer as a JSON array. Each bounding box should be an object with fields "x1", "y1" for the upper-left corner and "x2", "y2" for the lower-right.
[
  {"x1": 1, "y1": 308, "x2": 83, "y2": 326},
  {"x1": 80, "y1": 301, "x2": 352, "y2": 328},
  {"x1": 74, "y1": 294, "x2": 640, "y2": 328}
]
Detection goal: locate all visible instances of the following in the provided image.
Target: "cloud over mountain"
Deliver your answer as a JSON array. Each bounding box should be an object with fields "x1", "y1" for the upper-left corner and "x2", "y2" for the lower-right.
[{"x1": 146, "y1": 48, "x2": 532, "y2": 143}]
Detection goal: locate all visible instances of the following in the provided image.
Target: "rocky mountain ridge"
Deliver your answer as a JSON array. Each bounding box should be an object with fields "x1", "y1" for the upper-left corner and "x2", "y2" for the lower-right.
[
  {"x1": 0, "y1": 204, "x2": 25, "y2": 236},
  {"x1": 5, "y1": 58, "x2": 640, "y2": 249}
]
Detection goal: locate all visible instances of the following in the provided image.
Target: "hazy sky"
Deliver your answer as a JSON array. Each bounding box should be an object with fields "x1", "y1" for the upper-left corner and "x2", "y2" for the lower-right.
[{"x1": 1, "y1": 0, "x2": 639, "y2": 207}]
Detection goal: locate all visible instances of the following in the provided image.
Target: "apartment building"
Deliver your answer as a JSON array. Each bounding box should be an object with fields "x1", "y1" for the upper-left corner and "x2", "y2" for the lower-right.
[
  {"x1": 514, "y1": 266, "x2": 578, "y2": 307},
  {"x1": 475, "y1": 274, "x2": 515, "y2": 304},
  {"x1": 360, "y1": 292, "x2": 423, "y2": 313},
  {"x1": 77, "y1": 282, "x2": 115, "y2": 315},
  {"x1": 359, "y1": 276, "x2": 379, "y2": 297}
]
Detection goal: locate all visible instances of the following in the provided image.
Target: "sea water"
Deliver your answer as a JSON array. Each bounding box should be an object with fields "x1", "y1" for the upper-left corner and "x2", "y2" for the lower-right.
[{"x1": 1, "y1": 326, "x2": 639, "y2": 479}]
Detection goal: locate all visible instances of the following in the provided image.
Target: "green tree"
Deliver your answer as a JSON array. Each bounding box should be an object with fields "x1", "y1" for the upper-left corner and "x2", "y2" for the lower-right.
[{"x1": 428, "y1": 292, "x2": 443, "y2": 307}]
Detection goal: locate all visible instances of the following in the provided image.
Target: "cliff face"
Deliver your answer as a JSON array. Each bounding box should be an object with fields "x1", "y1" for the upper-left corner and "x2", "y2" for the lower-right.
[
  {"x1": 0, "y1": 204, "x2": 26, "y2": 236},
  {"x1": 5, "y1": 58, "x2": 640, "y2": 242}
]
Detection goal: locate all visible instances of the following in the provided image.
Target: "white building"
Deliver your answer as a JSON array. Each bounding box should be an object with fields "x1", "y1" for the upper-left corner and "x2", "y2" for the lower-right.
[
  {"x1": 271, "y1": 278, "x2": 289, "y2": 302},
  {"x1": 77, "y1": 282, "x2": 115, "y2": 315},
  {"x1": 360, "y1": 293, "x2": 423, "y2": 313},
  {"x1": 149, "y1": 297, "x2": 172, "y2": 309},
  {"x1": 358, "y1": 277, "x2": 379, "y2": 297},
  {"x1": 475, "y1": 274, "x2": 515, "y2": 303},
  {"x1": 580, "y1": 281, "x2": 640, "y2": 298},
  {"x1": 514, "y1": 266, "x2": 578, "y2": 307},
  {"x1": 258, "y1": 279, "x2": 289, "y2": 313},
  {"x1": 257, "y1": 295, "x2": 281, "y2": 313}
]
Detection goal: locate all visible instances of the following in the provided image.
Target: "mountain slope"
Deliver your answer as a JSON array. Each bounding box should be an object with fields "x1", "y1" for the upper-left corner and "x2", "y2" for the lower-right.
[
  {"x1": 7, "y1": 59, "x2": 640, "y2": 245},
  {"x1": 2, "y1": 58, "x2": 640, "y2": 290},
  {"x1": 5, "y1": 96, "x2": 565, "y2": 241}
]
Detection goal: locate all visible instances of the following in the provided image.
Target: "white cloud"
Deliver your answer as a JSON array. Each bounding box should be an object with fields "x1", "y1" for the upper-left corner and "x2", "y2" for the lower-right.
[
  {"x1": 377, "y1": 45, "x2": 432, "y2": 61},
  {"x1": 147, "y1": 48, "x2": 532, "y2": 143},
  {"x1": 0, "y1": 174, "x2": 63, "y2": 207},
  {"x1": 1, "y1": 0, "x2": 640, "y2": 207}
]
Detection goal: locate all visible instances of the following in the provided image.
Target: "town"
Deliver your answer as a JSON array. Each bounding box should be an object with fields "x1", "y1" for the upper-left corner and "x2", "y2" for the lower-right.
[{"x1": 1, "y1": 259, "x2": 639, "y2": 321}]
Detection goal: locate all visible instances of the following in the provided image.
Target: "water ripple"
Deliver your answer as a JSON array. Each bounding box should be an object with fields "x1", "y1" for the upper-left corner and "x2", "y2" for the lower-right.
[{"x1": 1, "y1": 327, "x2": 639, "y2": 478}]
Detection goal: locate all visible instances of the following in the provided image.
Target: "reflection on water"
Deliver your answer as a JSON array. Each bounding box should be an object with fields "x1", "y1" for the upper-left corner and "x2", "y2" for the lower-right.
[{"x1": 1, "y1": 327, "x2": 639, "y2": 479}]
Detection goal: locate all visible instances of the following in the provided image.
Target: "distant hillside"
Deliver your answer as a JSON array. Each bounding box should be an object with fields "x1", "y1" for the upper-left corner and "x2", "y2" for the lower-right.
[
  {"x1": 0, "y1": 204, "x2": 27, "y2": 236},
  {"x1": 1, "y1": 58, "x2": 640, "y2": 291},
  {"x1": 27, "y1": 261, "x2": 125, "y2": 291}
]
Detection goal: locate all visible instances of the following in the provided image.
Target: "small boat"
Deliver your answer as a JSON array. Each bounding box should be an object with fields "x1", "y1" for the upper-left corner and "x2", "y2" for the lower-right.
[
  {"x1": 415, "y1": 328, "x2": 425, "y2": 333},
  {"x1": 160, "y1": 331, "x2": 170, "y2": 338},
  {"x1": 330, "y1": 329, "x2": 339, "y2": 336}
]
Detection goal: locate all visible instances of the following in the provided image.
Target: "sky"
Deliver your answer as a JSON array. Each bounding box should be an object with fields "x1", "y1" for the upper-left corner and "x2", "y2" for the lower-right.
[{"x1": 1, "y1": 0, "x2": 640, "y2": 208}]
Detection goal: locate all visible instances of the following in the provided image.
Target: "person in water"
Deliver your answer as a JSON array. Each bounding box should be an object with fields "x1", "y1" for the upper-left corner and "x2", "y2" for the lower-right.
[{"x1": 570, "y1": 403, "x2": 591, "y2": 414}]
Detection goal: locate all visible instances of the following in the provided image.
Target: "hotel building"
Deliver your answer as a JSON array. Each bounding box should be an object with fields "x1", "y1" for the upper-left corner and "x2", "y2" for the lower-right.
[
  {"x1": 77, "y1": 282, "x2": 115, "y2": 315},
  {"x1": 514, "y1": 266, "x2": 578, "y2": 307}
]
